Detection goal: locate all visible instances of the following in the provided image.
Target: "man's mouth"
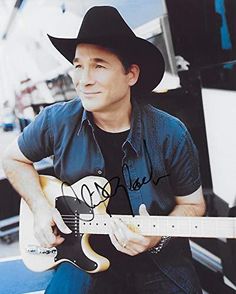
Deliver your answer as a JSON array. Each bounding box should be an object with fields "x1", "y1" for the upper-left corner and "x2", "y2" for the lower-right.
[{"x1": 80, "y1": 90, "x2": 101, "y2": 96}]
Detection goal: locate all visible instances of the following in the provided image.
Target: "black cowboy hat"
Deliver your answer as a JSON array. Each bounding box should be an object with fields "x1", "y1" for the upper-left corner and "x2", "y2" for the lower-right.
[{"x1": 48, "y1": 6, "x2": 165, "y2": 94}]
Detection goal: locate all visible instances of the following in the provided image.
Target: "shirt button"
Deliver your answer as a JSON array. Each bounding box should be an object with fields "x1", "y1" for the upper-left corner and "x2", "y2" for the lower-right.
[{"x1": 97, "y1": 169, "x2": 103, "y2": 175}]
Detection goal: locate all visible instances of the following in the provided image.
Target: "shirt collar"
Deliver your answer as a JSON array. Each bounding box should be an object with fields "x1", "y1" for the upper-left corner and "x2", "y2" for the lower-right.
[
  {"x1": 77, "y1": 98, "x2": 143, "y2": 156},
  {"x1": 123, "y1": 98, "x2": 142, "y2": 156},
  {"x1": 77, "y1": 107, "x2": 93, "y2": 135}
]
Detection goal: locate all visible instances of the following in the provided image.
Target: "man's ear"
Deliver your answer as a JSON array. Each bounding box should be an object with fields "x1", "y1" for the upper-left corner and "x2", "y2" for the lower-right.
[{"x1": 127, "y1": 64, "x2": 140, "y2": 86}]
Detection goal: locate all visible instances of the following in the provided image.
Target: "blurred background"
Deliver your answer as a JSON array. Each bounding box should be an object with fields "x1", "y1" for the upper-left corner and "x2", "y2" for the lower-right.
[{"x1": 0, "y1": 1, "x2": 235, "y2": 293}]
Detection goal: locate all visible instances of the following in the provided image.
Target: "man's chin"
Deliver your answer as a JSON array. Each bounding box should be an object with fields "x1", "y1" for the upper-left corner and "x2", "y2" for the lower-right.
[{"x1": 81, "y1": 101, "x2": 103, "y2": 113}]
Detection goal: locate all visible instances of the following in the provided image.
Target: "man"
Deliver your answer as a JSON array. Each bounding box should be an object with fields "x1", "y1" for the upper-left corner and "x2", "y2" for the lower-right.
[{"x1": 3, "y1": 6, "x2": 205, "y2": 294}]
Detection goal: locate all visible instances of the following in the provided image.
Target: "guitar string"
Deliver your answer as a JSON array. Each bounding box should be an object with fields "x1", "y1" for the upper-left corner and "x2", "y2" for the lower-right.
[
  {"x1": 59, "y1": 181, "x2": 110, "y2": 224},
  {"x1": 60, "y1": 181, "x2": 95, "y2": 222},
  {"x1": 57, "y1": 184, "x2": 234, "y2": 238}
]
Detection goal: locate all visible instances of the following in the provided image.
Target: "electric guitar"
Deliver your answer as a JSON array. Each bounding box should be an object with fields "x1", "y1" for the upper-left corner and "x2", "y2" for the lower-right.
[{"x1": 19, "y1": 175, "x2": 236, "y2": 273}]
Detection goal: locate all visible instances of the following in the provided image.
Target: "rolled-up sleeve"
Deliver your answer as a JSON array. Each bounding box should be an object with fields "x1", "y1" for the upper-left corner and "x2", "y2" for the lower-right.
[
  {"x1": 18, "y1": 107, "x2": 53, "y2": 162},
  {"x1": 169, "y1": 129, "x2": 201, "y2": 196}
]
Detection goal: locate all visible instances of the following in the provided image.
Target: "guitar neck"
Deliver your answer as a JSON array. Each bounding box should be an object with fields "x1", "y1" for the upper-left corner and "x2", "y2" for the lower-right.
[{"x1": 79, "y1": 215, "x2": 236, "y2": 238}]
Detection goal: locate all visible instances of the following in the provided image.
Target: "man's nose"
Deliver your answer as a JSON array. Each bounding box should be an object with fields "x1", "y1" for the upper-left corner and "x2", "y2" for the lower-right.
[{"x1": 79, "y1": 68, "x2": 94, "y2": 86}]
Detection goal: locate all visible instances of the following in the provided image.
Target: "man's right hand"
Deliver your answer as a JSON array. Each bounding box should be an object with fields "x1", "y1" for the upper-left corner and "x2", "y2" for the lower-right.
[
  {"x1": 33, "y1": 204, "x2": 72, "y2": 248},
  {"x1": 2, "y1": 139, "x2": 72, "y2": 248}
]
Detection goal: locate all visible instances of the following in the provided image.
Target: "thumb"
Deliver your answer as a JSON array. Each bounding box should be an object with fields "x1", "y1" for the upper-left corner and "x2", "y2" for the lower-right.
[
  {"x1": 53, "y1": 209, "x2": 72, "y2": 234},
  {"x1": 139, "y1": 204, "x2": 150, "y2": 216}
]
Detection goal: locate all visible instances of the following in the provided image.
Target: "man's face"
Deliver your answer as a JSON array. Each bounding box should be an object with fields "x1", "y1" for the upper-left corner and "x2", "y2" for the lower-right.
[{"x1": 72, "y1": 43, "x2": 139, "y2": 113}]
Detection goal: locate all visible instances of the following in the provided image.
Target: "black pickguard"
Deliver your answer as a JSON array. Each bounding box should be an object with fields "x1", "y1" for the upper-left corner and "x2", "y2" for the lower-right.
[{"x1": 55, "y1": 196, "x2": 98, "y2": 272}]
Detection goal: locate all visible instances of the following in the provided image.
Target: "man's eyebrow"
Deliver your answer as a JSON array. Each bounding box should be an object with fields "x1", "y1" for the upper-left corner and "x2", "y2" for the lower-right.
[
  {"x1": 93, "y1": 58, "x2": 110, "y2": 64},
  {"x1": 72, "y1": 57, "x2": 110, "y2": 65}
]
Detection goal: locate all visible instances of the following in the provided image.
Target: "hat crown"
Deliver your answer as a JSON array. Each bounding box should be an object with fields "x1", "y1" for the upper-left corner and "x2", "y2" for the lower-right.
[
  {"x1": 78, "y1": 6, "x2": 136, "y2": 41},
  {"x1": 48, "y1": 5, "x2": 165, "y2": 94}
]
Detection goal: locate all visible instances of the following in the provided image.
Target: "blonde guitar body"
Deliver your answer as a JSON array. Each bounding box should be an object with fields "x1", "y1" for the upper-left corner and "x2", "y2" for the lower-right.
[
  {"x1": 20, "y1": 175, "x2": 236, "y2": 274},
  {"x1": 20, "y1": 175, "x2": 111, "y2": 273}
]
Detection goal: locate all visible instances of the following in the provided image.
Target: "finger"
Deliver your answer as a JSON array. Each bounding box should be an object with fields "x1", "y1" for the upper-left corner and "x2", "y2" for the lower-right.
[
  {"x1": 53, "y1": 226, "x2": 58, "y2": 235},
  {"x1": 54, "y1": 235, "x2": 65, "y2": 246},
  {"x1": 53, "y1": 209, "x2": 72, "y2": 234},
  {"x1": 119, "y1": 218, "x2": 153, "y2": 251},
  {"x1": 35, "y1": 228, "x2": 55, "y2": 248},
  {"x1": 110, "y1": 220, "x2": 124, "y2": 245},
  {"x1": 42, "y1": 229, "x2": 65, "y2": 247},
  {"x1": 111, "y1": 219, "x2": 134, "y2": 249},
  {"x1": 111, "y1": 218, "x2": 130, "y2": 248},
  {"x1": 113, "y1": 218, "x2": 131, "y2": 235},
  {"x1": 52, "y1": 227, "x2": 66, "y2": 246},
  {"x1": 112, "y1": 218, "x2": 149, "y2": 254},
  {"x1": 34, "y1": 221, "x2": 54, "y2": 247},
  {"x1": 139, "y1": 204, "x2": 149, "y2": 216},
  {"x1": 114, "y1": 218, "x2": 145, "y2": 244},
  {"x1": 109, "y1": 232, "x2": 125, "y2": 251},
  {"x1": 109, "y1": 233, "x2": 136, "y2": 256},
  {"x1": 41, "y1": 226, "x2": 57, "y2": 247},
  {"x1": 34, "y1": 231, "x2": 47, "y2": 247}
]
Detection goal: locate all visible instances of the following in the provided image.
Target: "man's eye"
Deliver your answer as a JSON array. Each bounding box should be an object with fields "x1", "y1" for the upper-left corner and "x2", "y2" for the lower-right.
[
  {"x1": 74, "y1": 64, "x2": 82, "y2": 69},
  {"x1": 96, "y1": 64, "x2": 105, "y2": 69}
]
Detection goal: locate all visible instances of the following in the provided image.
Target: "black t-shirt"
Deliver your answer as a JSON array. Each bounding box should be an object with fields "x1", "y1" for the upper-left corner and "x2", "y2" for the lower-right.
[
  {"x1": 94, "y1": 124, "x2": 131, "y2": 215},
  {"x1": 89, "y1": 124, "x2": 157, "y2": 272}
]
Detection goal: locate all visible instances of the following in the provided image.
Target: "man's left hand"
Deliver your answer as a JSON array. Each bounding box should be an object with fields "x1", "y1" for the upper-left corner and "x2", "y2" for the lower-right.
[{"x1": 109, "y1": 204, "x2": 161, "y2": 256}]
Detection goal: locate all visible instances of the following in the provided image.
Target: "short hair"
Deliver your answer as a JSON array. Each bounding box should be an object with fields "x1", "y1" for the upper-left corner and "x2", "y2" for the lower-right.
[{"x1": 104, "y1": 46, "x2": 134, "y2": 74}]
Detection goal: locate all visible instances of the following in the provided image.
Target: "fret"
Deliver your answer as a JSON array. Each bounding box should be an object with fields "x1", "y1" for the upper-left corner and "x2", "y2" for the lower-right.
[{"x1": 79, "y1": 214, "x2": 236, "y2": 238}]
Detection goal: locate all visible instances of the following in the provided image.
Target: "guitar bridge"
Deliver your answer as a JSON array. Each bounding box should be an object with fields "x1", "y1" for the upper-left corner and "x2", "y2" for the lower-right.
[{"x1": 26, "y1": 245, "x2": 57, "y2": 257}]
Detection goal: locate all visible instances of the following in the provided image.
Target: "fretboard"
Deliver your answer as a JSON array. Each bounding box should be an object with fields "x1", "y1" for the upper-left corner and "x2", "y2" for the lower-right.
[{"x1": 79, "y1": 215, "x2": 236, "y2": 238}]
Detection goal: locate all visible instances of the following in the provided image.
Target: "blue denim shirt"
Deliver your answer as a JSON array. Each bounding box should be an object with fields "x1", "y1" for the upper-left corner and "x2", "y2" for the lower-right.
[
  {"x1": 18, "y1": 98, "x2": 200, "y2": 214},
  {"x1": 18, "y1": 97, "x2": 202, "y2": 292}
]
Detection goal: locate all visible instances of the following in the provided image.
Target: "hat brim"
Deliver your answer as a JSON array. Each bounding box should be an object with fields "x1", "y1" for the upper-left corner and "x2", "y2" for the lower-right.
[{"x1": 48, "y1": 34, "x2": 165, "y2": 94}]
